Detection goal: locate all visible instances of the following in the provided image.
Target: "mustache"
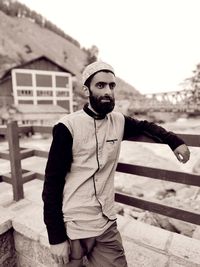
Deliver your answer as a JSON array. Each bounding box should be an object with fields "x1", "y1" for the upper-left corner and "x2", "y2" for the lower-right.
[{"x1": 99, "y1": 95, "x2": 114, "y2": 101}]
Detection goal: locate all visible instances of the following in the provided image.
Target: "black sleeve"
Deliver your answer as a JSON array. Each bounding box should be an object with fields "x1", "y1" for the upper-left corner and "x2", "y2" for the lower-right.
[
  {"x1": 123, "y1": 116, "x2": 184, "y2": 151},
  {"x1": 42, "y1": 122, "x2": 73, "y2": 245}
]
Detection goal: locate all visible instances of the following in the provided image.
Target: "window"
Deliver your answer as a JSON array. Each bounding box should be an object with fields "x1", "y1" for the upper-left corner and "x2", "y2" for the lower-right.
[
  {"x1": 37, "y1": 100, "x2": 53, "y2": 105},
  {"x1": 36, "y1": 74, "x2": 52, "y2": 87},
  {"x1": 56, "y1": 91, "x2": 69, "y2": 97},
  {"x1": 16, "y1": 73, "x2": 32, "y2": 86},
  {"x1": 17, "y1": 89, "x2": 33, "y2": 96},
  {"x1": 37, "y1": 90, "x2": 53, "y2": 97},
  {"x1": 56, "y1": 76, "x2": 69, "y2": 87},
  {"x1": 18, "y1": 100, "x2": 34, "y2": 104}
]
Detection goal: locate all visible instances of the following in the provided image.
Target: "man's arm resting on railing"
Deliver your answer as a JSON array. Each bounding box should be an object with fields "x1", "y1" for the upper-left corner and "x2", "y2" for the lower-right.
[
  {"x1": 42, "y1": 123, "x2": 73, "y2": 264},
  {"x1": 123, "y1": 115, "x2": 190, "y2": 163}
]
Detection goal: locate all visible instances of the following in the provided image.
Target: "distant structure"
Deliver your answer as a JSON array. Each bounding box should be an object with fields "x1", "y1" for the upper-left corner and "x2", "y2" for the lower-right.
[
  {"x1": 129, "y1": 88, "x2": 200, "y2": 116},
  {"x1": 0, "y1": 55, "x2": 75, "y2": 125}
]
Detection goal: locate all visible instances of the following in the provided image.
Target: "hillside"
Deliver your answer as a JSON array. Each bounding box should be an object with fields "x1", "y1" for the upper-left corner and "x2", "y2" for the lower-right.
[
  {"x1": 0, "y1": 10, "x2": 88, "y2": 77},
  {"x1": 0, "y1": 9, "x2": 142, "y2": 111}
]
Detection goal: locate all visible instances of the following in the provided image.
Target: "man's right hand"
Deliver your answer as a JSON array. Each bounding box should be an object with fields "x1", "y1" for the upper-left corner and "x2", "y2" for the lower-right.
[{"x1": 50, "y1": 240, "x2": 70, "y2": 265}]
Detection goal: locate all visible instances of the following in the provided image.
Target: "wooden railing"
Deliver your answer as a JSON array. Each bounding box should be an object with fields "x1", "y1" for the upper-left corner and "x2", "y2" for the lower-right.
[{"x1": 0, "y1": 121, "x2": 200, "y2": 226}]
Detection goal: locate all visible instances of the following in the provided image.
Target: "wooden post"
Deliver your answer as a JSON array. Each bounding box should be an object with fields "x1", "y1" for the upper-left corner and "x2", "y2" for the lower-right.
[{"x1": 7, "y1": 121, "x2": 24, "y2": 201}]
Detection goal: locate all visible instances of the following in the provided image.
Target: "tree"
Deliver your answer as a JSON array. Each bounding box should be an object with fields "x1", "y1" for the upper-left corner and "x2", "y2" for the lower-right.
[
  {"x1": 183, "y1": 64, "x2": 200, "y2": 110},
  {"x1": 82, "y1": 45, "x2": 99, "y2": 66},
  {"x1": 87, "y1": 45, "x2": 99, "y2": 64}
]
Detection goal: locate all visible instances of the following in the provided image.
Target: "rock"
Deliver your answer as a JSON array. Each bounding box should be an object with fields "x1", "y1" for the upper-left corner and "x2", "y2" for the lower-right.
[
  {"x1": 151, "y1": 214, "x2": 178, "y2": 232},
  {"x1": 115, "y1": 203, "x2": 124, "y2": 215},
  {"x1": 169, "y1": 218, "x2": 196, "y2": 237},
  {"x1": 123, "y1": 207, "x2": 144, "y2": 220},
  {"x1": 138, "y1": 211, "x2": 161, "y2": 227},
  {"x1": 193, "y1": 158, "x2": 200, "y2": 174},
  {"x1": 176, "y1": 186, "x2": 199, "y2": 200},
  {"x1": 155, "y1": 188, "x2": 176, "y2": 200},
  {"x1": 192, "y1": 226, "x2": 200, "y2": 240}
]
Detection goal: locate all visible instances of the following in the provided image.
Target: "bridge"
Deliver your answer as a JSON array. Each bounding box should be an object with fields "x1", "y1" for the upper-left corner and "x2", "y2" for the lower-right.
[{"x1": 129, "y1": 87, "x2": 200, "y2": 115}]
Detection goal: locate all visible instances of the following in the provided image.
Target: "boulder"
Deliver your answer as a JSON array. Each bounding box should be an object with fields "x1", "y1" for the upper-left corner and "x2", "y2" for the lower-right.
[
  {"x1": 192, "y1": 226, "x2": 200, "y2": 240},
  {"x1": 193, "y1": 158, "x2": 200, "y2": 174}
]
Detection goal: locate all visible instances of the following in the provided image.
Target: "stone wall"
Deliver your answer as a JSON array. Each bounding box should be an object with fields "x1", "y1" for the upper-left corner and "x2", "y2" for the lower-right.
[
  {"x1": 0, "y1": 206, "x2": 16, "y2": 267},
  {"x1": 14, "y1": 232, "x2": 56, "y2": 267},
  {"x1": 0, "y1": 229, "x2": 16, "y2": 267}
]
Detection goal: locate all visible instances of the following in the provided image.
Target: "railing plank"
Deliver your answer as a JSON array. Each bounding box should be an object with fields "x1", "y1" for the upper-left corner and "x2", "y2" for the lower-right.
[
  {"x1": 20, "y1": 148, "x2": 35, "y2": 159},
  {"x1": 178, "y1": 134, "x2": 200, "y2": 147},
  {"x1": 22, "y1": 170, "x2": 37, "y2": 183},
  {"x1": 32, "y1": 125, "x2": 52, "y2": 134},
  {"x1": 34, "y1": 172, "x2": 44, "y2": 180},
  {"x1": 0, "y1": 151, "x2": 10, "y2": 160},
  {"x1": 115, "y1": 192, "x2": 200, "y2": 225},
  {"x1": 116, "y1": 163, "x2": 200, "y2": 186},
  {"x1": 1, "y1": 173, "x2": 12, "y2": 184},
  {"x1": 18, "y1": 125, "x2": 33, "y2": 135},
  {"x1": 0, "y1": 125, "x2": 7, "y2": 135},
  {"x1": 34, "y1": 150, "x2": 49, "y2": 158},
  {"x1": 126, "y1": 133, "x2": 200, "y2": 147},
  {"x1": 1, "y1": 171, "x2": 36, "y2": 184}
]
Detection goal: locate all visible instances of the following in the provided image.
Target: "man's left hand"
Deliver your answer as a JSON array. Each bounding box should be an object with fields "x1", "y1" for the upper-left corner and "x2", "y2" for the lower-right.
[{"x1": 173, "y1": 144, "x2": 190, "y2": 163}]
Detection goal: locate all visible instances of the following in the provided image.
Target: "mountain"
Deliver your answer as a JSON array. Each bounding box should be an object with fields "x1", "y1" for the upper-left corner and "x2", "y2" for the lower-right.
[
  {"x1": 0, "y1": 7, "x2": 142, "y2": 112},
  {"x1": 0, "y1": 10, "x2": 88, "y2": 78}
]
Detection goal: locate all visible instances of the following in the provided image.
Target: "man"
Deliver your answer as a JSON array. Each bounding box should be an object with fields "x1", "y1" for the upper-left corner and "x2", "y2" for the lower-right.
[{"x1": 42, "y1": 61, "x2": 190, "y2": 266}]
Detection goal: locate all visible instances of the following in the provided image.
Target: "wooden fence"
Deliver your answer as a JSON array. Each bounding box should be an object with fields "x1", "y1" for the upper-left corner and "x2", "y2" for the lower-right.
[{"x1": 0, "y1": 121, "x2": 200, "y2": 226}]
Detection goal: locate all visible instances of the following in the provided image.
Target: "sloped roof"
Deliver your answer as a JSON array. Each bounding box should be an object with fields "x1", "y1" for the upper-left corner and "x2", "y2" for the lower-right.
[
  {"x1": 0, "y1": 55, "x2": 75, "y2": 82},
  {"x1": 16, "y1": 104, "x2": 68, "y2": 114}
]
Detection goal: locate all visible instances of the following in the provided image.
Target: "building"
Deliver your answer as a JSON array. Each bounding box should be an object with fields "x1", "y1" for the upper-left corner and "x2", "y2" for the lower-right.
[{"x1": 0, "y1": 55, "x2": 75, "y2": 125}]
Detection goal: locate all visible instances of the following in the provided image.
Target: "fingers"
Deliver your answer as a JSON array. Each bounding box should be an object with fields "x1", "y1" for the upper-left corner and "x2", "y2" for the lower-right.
[
  {"x1": 50, "y1": 240, "x2": 71, "y2": 265},
  {"x1": 174, "y1": 144, "x2": 190, "y2": 164},
  {"x1": 52, "y1": 254, "x2": 69, "y2": 265},
  {"x1": 63, "y1": 255, "x2": 70, "y2": 265},
  {"x1": 183, "y1": 154, "x2": 190, "y2": 163},
  {"x1": 178, "y1": 154, "x2": 187, "y2": 163},
  {"x1": 176, "y1": 151, "x2": 190, "y2": 163},
  {"x1": 182, "y1": 149, "x2": 190, "y2": 163},
  {"x1": 173, "y1": 144, "x2": 190, "y2": 164}
]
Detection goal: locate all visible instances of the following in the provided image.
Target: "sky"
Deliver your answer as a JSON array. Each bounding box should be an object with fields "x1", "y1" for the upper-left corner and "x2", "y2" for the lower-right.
[{"x1": 16, "y1": 0, "x2": 200, "y2": 94}]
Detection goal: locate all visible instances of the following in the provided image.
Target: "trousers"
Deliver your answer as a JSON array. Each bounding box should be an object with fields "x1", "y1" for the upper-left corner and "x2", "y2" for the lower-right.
[{"x1": 64, "y1": 222, "x2": 127, "y2": 267}]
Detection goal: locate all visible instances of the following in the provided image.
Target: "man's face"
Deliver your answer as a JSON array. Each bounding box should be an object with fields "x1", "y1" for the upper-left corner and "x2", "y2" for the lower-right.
[{"x1": 88, "y1": 71, "x2": 116, "y2": 115}]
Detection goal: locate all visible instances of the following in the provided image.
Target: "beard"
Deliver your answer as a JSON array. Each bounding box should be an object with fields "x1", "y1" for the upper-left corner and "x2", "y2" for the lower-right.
[{"x1": 89, "y1": 93, "x2": 115, "y2": 116}]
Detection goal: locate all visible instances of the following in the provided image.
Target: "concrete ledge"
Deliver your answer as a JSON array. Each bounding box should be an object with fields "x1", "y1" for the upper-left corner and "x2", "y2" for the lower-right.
[
  {"x1": 117, "y1": 215, "x2": 200, "y2": 267},
  {"x1": 121, "y1": 215, "x2": 171, "y2": 250},
  {"x1": 123, "y1": 238, "x2": 169, "y2": 266},
  {"x1": 169, "y1": 232, "x2": 200, "y2": 265},
  {"x1": 12, "y1": 204, "x2": 44, "y2": 241},
  {"x1": 0, "y1": 206, "x2": 13, "y2": 235}
]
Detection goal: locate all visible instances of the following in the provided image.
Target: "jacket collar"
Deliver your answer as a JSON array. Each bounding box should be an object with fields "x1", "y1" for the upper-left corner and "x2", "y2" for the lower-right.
[{"x1": 83, "y1": 103, "x2": 106, "y2": 120}]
